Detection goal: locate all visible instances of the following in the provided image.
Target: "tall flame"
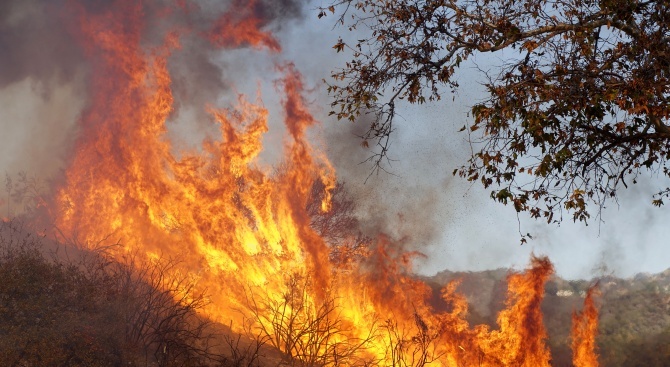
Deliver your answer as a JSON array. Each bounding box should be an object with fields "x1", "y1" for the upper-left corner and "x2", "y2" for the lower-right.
[
  {"x1": 50, "y1": 1, "x2": 599, "y2": 366},
  {"x1": 572, "y1": 287, "x2": 600, "y2": 367}
]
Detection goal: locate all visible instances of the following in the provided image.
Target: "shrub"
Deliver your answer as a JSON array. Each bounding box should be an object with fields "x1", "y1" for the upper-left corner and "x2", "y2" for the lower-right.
[{"x1": 0, "y1": 220, "x2": 219, "y2": 366}]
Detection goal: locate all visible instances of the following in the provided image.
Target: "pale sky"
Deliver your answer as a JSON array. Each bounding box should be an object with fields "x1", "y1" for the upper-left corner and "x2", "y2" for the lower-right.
[{"x1": 278, "y1": 8, "x2": 670, "y2": 280}]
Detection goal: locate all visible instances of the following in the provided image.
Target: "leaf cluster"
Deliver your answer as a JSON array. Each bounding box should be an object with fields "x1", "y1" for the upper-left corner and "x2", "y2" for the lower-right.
[{"x1": 322, "y1": 0, "x2": 670, "y2": 224}]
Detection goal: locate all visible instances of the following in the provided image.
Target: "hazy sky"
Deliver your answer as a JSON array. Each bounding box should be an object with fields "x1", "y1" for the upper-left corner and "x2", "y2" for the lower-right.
[
  {"x1": 0, "y1": 0, "x2": 668, "y2": 280},
  {"x1": 278, "y1": 5, "x2": 670, "y2": 280}
]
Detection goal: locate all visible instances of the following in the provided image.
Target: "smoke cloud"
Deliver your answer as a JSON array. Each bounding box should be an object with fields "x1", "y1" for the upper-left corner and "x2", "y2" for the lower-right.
[
  {"x1": 278, "y1": 12, "x2": 670, "y2": 279},
  {"x1": 0, "y1": 0, "x2": 309, "y2": 213},
  {"x1": 1, "y1": 0, "x2": 667, "y2": 279},
  {"x1": 0, "y1": 0, "x2": 84, "y2": 88}
]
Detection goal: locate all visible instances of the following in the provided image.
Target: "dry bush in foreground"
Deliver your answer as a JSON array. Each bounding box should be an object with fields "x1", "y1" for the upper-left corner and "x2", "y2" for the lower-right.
[
  {"x1": 0, "y1": 220, "x2": 223, "y2": 366},
  {"x1": 245, "y1": 274, "x2": 377, "y2": 367}
]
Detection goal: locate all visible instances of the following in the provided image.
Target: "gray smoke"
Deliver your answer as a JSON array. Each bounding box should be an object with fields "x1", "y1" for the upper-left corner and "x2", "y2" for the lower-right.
[
  {"x1": 2, "y1": 0, "x2": 667, "y2": 279},
  {"x1": 0, "y1": 0, "x2": 310, "y2": 215},
  {"x1": 0, "y1": 0, "x2": 84, "y2": 89},
  {"x1": 278, "y1": 13, "x2": 489, "y2": 265},
  {"x1": 279, "y1": 12, "x2": 670, "y2": 279}
]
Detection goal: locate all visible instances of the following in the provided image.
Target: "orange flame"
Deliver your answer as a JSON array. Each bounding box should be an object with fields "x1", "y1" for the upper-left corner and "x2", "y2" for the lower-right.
[
  {"x1": 50, "y1": 1, "x2": 599, "y2": 366},
  {"x1": 208, "y1": 0, "x2": 281, "y2": 52},
  {"x1": 485, "y1": 256, "x2": 553, "y2": 366},
  {"x1": 572, "y1": 286, "x2": 600, "y2": 367},
  {"x1": 432, "y1": 256, "x2": 553, "y2": 366}
]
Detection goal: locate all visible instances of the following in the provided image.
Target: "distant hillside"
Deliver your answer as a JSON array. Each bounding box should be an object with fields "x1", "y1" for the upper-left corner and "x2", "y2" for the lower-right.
[{"x1": 422, "y1": 268, "x2": 670, "y2": 366}]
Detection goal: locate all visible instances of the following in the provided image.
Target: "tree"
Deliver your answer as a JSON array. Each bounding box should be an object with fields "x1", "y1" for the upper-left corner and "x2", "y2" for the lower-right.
[
  {"x1": 321, "y1": 0, "x2": 670, "y2": 229},
  {"x1": 273, "y1": 162, "x2": 371, "y2": 267},
  {"x1": 306, "y1": 180, "x2": 371, "y2": 268}
]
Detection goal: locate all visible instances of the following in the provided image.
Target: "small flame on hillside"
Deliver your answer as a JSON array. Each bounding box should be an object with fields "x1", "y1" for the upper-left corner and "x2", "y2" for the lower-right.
[{"x1": 48, "y1": 1, "x2": 599, "y2": 366}]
